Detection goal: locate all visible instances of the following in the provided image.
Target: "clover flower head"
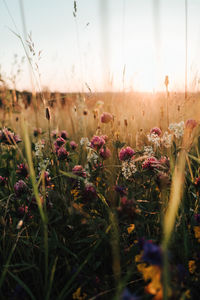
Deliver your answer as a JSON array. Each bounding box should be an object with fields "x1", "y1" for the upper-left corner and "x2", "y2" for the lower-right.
[
  {"x1": 70, "y1": 141, "x2": 78, "y2": 150},
  {"x1": 60, "y1": 130, "x2": 68, "y2": 140},
  {"x1": 90, "y1": 135, "x2": 105, "y2": 151},
  {"x1": 72, "y1": 165, "x2": 86, "y2": 178},
  {"x1": 55, "y1": 137, "x2": 65, "y2": 147},
  {"x1": 100, "y1": 112, "x2": 113, "y2": 123},
  {"x1": 0, "y1": 176, "x2": 7, "y2": 187},
  {"x1": 14, "y1": 180, "x2": 28, "y2": 197},
  {"x1": 142, "y1": 157, "x2": 159, "y2": 170},
  {"x1": 115, "y1": 185, "x2": 127, "y2": 197},
  {"x1": 119, "y1": 147, "x2": 135, "y2": 161},
  {"x1": 57, "y1": 147, "x2": 69, "y2": 160},
  {"x1": 16, "y1": 163, "x2": 29, "y2": 178},
  {"x1": 100, "y1": 147, "x2": 111, "y2": 160},
  {"x1": 150, "y1": 127, "x2": 162, "y2": 137}
]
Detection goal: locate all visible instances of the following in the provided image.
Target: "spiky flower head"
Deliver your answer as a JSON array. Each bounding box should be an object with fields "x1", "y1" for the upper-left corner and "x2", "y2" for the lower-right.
[
  {"x1": 90, "y1": 135, "x2": 105, "y2": 151},
  {"x1": 150, "y1": 127, "x2": 162, "y2": 137},
  {"x1": 119, "y1": 147, "x2": 135, "y2": 161},
  {"x1": 60, "y1": 130, "x2": 68, "y2": 140},
  {"x1": 14, "y1": 180, "x2": 28, "y2": 197},
  {"x1": 100, "y1": 112, "x2": 113, "y2": 123},
  {"x1": 100, "y1": 147, "x2": 111, "y2": 160},
  {"x1": 57, "y1": 147, "x2": 69, "y2": 160},
  {"x1": 16, "y1": 163, "x2": 29, "y2": 178},
  {"x1": 70, "y1": 141, "x2": 78, "y2": 150},
  {"x1": 142, "y1": 157, "x2": 159, "y2": 170},
  {"x1": 72, "y1": 165, "x2": 86, "y2": 178}
]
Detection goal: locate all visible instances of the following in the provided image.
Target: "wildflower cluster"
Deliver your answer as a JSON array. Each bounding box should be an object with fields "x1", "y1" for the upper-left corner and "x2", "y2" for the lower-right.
[
  {"x1": 168, "y1": 121, "x2": 184, "y2": 138},
  {"x1": 121, "y1": 160, "x2": 137, "y2": 179},
  {"x1": 0, "y1": 128, "x2": 21, "y2": 145},
  {"x1": 0, "y1": 117, "x2": 200, "y2": 299}
]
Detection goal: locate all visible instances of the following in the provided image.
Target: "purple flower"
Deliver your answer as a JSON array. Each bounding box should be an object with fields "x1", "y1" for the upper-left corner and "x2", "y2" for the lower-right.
[
  {"x1": 100, "y1": 112, "x2": 113, "y2": 123},
  {"x1": 150, "y1": 127, "x2": 162, "y2": 137},
  {"x1": 0, "y1": 176, "x2": 7, "y2": 187},
  {"x1": 142, "y1": 157, "x2": 159, "y2": 170},
  {"x1": 121, "y1": 288, "x2": 140, "y2": 300},
  {"x1": 185, "y1": 119, "x2": 197, "y2": 130},
  {"x1": 33, "y1": 128, "x2": 42, "y2": 137},
  {"x1": 72, "y1": 165, "x2": 86, "y2": 178},
  {"x1": 142, "y1": 240, "x2": 162, "y2": 266},
  {"x1": 119, "y1": 147, "x2": 135, "y2": 161},
  {"x1": 16, "y1": 163, "x2": 29, "y2": 178},
  {"x1": 60, "y1": 130, "x2": 68, "y2": 140},
  {"x1": 54, "y1": 137, "x2": 65, "y2": 147},
  {"x1": 14, "y1": 180, "x2": 28, "y2": 197},
  {"x1": 18, "y1": 205, "x2": 28, "y2": 217},
  {"x1": 70, "y1": 141, "x2": 78, "y2": 150},
  {"x1": 117, "y1": 197, "x2": 136, "y2": 218},
  {"x1": 115, "y1": 185, "x2": 127, "y2": 197},
  {"x1": 100, "y1": 147, "x2": 111, "y2": 160},
  {"x1": 0, "y1": 128, "x2": 21, "y2": 145},
  {"x1": 101, "y1": 135, "x2": 108, "y2": 142},
  {"x1": 90, "y1": 135, "x2": 105, "y2": 151},
  {"x1": 57, "y1": 147, "x2": 69, "y2": 160},
  {"x1": 83, "y1": 184, "x2": 97, "y2": 201}
]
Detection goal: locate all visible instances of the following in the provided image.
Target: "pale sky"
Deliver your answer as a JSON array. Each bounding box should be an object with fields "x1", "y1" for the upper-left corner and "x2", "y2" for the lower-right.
[{"x1": 1, "y1": 0, "x2": 200, "y2": 92}]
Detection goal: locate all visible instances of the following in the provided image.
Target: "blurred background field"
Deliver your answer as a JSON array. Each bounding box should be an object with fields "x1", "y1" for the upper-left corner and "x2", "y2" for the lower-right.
[{"x1": 0, "y1": 88, "x2": 200, "y2": 144}]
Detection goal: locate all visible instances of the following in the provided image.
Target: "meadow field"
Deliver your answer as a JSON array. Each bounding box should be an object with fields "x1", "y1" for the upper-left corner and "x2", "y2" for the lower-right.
[{"x1": 0, "y1": 87, "x2": 200, "y2": 299}]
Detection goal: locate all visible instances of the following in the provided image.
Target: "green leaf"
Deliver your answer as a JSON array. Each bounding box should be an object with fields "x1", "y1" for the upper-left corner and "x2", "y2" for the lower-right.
[{"x1": 59, "y1": 170, "x2": 84, "y2": 181}]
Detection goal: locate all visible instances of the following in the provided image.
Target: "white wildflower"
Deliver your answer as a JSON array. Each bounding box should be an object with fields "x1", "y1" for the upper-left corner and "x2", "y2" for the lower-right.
[
  {"x1": 161, "y1": 131, "x2": 172, "y2": 148},
  {"x1": 147, "y1": 133, "x2": 161, "y2": 147},
  {"x1": 87, "y1": 148, "x2": 98, "y2": 164},
  {"x1": 38, "y1": 158, "x2": 50, "y2": 172},
  {"x1": 16, "y1": 219, "x2": 23, "y2": 230},
  {"x1": 122, "y1": 160, "x2": 137, "y2": 179},
  {"x1": 35, "y1": 141, "x2": 44, "y2": 157},
  {"x1": 168, "y1": 121, "x2": 184, "y2": 139},
  {"x1": 80, "y1": 137, "x2": 90, "y2": 146},
  {"x1": 143, "y1": 146, "x2": 154, "y2": 157}
]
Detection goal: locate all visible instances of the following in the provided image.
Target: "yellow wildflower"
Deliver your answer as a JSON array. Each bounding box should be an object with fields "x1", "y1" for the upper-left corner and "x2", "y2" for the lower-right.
[
  {"x1": 194, "y1": 226, "x2": 200, "y2": 242},
  {"x1": 136, "y1": 255, "x2": 163, "y2": 299},
  {"x1": 72, "y1": 287, "x2": 87, "y2": 300},
  {"x1": 135, "y1": 254, "x2": 142, "y2": 263},
  {"x1": 127, "y1": 224, "x2": 135, "y2": 234},
  {"x1": 188, "y1": 260, "x2": 196, "y2": 274},
  {"x1": 71, "y1": 189, "x2": 80, "y2": 200},
  {"x1": 185, "y1": 289, "x2": 191, "y2": 298}
]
